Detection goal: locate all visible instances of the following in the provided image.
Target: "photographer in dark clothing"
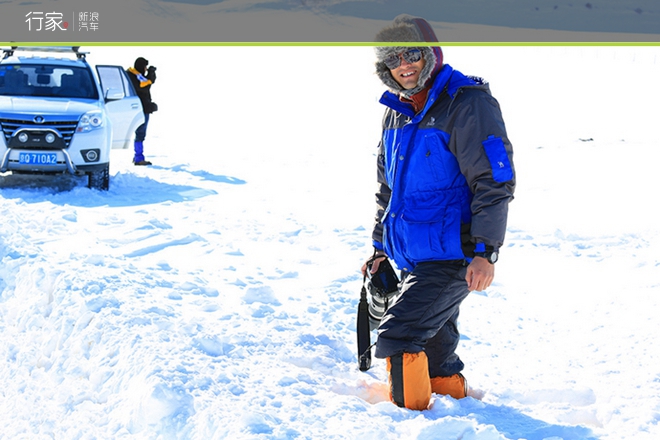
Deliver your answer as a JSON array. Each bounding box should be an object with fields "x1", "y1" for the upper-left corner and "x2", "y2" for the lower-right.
[
  {"x1": 127, "y1": 57, "x2": 157, "y2": 166},
  {"x1": 362, "y1": 15, "x2": 516, "y2": 410}
]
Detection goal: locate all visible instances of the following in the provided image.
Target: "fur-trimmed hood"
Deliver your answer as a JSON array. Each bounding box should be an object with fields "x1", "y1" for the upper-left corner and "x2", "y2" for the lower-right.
[{"x1": 374, "y1": 15, "x2": 443, "y2": 98}]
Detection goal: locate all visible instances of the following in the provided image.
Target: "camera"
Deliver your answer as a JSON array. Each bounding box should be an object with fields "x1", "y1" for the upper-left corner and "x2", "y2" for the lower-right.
[{"x1": 365, "y1": 258, "x2": 400, "y2": 330}]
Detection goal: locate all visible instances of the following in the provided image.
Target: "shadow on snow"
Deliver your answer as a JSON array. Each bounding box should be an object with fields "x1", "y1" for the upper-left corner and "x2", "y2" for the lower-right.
[
  {"x1": 416, "y1": 396, "x2": 599, "y2": 440},
  {"x1": 0, "y1": 170, "x2": 247, "y2": 207},
  {"x1": 151, "y1": 164, "x2": 247, "y2": 185}
]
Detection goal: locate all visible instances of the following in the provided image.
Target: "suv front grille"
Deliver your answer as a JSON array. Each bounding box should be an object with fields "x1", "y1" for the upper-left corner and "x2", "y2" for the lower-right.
[{"x1": 0, "y1": 117, "x2": 79, "y2": 148}]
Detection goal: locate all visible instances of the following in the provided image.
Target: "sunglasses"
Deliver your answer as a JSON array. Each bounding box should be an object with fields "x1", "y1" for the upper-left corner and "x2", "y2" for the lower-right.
[{"x1": 383, "y1": 49, "x2": 423, "y2": 70}]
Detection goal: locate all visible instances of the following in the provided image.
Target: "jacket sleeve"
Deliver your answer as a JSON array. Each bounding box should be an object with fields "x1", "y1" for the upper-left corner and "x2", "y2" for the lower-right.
[
  {"x1": 447, "y1": 88, "x2": 516, "y2": 251},
  {"x1": 371, "y1": 139, "x2": 391, "y2": 251}
]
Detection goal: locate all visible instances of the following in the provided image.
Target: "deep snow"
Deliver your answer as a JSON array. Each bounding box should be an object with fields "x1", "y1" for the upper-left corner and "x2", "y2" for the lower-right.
[{"x1": 1, "y1": 45, "x2": 660, "y2": 439}]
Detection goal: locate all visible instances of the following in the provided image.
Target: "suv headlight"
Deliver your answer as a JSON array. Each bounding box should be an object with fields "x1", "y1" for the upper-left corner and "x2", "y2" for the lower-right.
[{"x1": 77, "y1": 110, "x2": 104, "y2": 133}]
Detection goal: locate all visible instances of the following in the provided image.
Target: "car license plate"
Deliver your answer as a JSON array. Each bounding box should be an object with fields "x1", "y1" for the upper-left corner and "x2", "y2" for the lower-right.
[{"x1": 18, "y1": 152, "x2": 58, "y2": 165}]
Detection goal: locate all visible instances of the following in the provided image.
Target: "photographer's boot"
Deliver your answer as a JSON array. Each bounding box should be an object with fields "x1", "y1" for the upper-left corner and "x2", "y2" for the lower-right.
[
  {"x1": 386, "y1": 352, "x2": 431, "y2": 410},
  {"x1": 430, "y1": 373, "x2": 468, "y2": 399}
]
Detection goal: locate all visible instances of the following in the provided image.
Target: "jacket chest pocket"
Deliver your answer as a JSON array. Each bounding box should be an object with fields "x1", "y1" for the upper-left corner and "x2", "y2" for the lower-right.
[{"x1": 406, "y1": 133, "x2": 452, "y2": 190}]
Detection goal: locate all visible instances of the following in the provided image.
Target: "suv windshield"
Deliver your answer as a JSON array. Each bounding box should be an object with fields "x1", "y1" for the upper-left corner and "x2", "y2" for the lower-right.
[{"x1": 0, "y1": 64, "x2": 98, "y2": 99}]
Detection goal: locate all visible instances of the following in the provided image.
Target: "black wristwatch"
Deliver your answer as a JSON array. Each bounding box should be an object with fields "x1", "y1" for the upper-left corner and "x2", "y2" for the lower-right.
[{"x1": 474, "y1": 250, "x2": 498, "y2": 264}]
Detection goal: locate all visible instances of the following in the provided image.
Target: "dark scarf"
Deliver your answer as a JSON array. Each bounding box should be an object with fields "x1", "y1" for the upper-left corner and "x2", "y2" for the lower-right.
[{"x1": 401, "y1": 87, "x2": 430, "y2": 114}]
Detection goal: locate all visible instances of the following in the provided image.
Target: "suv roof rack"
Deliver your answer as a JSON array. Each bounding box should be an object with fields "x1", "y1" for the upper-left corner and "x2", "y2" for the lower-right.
[{"x1": 2, "y1": 46, "x2": 88, "y2": 60}]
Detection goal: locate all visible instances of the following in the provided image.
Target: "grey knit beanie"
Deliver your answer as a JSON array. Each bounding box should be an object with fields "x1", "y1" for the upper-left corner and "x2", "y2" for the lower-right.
[{"x1": 374, "y1": 14, "x2": 443, "y2": 98}]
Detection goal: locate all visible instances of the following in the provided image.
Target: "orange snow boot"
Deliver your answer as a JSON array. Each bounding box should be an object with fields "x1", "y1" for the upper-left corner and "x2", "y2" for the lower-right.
[
  {"x1": 386, "y1": 352, "x2": 432, "y2": 410},
  {"x1": 430, "y1": 373, "x2": 468, "y2": 399}
]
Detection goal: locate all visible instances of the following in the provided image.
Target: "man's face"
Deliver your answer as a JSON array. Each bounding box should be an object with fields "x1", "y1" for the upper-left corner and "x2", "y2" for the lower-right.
[{"x1": 387, "y1": 49, "x2": 426, "y2": 90}]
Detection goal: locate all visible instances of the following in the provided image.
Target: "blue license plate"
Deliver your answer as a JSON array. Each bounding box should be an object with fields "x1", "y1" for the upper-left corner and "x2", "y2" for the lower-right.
[{"x1": 18, "y1": 152, "x2": 58, "y2": 165}]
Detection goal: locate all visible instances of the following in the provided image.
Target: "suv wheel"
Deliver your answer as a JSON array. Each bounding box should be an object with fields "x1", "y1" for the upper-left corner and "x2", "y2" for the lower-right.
[{"x1": 88, "y1": 163, "x2": 109, "y2": 190}]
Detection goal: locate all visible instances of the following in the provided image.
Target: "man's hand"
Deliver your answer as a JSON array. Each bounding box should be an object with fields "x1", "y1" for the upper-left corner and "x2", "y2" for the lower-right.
[
  {"x1": 146, "y1": 66, "x2": 157, "y2": 81},
  {"x1": 361, "y1": 253, "x2": 387, "y2": 277},
  {"x1": 466, "y1": 257, "x2": 494, "y2": 291}
]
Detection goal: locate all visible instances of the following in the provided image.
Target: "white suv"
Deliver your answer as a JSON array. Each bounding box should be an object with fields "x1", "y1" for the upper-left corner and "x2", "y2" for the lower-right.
[{"x1": 0, "y1": 46, "x2": 144, "y2": 190}]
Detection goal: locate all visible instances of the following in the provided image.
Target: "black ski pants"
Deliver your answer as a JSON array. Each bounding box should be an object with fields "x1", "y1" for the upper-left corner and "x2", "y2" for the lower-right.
[{"x1": 374, "y1": 260, "x2": 470, "y2": 377}]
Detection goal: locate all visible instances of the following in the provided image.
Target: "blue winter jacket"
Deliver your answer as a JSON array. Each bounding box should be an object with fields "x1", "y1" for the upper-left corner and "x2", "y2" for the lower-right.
[{"x1": 372, "y1": 64, "x2": 516, "y2": 272}]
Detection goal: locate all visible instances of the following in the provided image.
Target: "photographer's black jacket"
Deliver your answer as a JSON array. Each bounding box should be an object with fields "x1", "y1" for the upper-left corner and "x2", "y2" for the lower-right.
[{"x1": 127, "y1": 66, "x2": 156, "y2": 114}]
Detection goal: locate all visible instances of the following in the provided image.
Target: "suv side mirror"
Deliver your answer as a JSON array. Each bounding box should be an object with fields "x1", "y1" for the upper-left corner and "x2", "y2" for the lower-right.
[{"x1": 104, "y1": 87, "x2": 124, "y2": 101}]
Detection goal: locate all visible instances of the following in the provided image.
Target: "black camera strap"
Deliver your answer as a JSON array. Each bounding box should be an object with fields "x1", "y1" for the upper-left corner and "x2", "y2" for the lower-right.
[
  {"x1": 357, "y1": 251, "x2": 386, "y2": 371},
  {"x1": 357, "y1": 273, "x2": 373, "y2": 371}
]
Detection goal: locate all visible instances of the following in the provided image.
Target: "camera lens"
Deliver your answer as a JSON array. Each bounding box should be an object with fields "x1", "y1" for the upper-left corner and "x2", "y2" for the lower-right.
[
  {"x1": 368, "y1": 293, "x2": 387, "y2": 330},
  {"x1": 364, "y1": 258, "x2": 400, "y2": 330},
  {"x1": 366, "y1": 279, "x2": 400, "y2": 331}
]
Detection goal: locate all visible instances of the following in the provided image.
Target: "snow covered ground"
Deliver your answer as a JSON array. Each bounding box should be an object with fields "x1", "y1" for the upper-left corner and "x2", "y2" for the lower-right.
[{"x1": 1, "y1": 45, "x2": 659, "y2": 439}]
